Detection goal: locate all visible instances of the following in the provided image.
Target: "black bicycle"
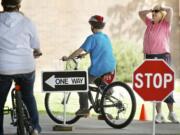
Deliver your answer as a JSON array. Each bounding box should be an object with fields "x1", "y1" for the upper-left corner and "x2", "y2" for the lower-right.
[
  {"x1": 45, "y1": 57, "x2": 136, "y2": 129},
  {"x1": 3, "y1": 83, "x2": 33, "y2": 135}
]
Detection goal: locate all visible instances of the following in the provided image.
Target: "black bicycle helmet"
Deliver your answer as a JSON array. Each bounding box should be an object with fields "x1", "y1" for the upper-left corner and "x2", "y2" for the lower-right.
[
  {"x1": 1, "y1": 0, "x2": 22, "y2": 8},
  {"x1": 89, "y1": 15, "x2": 105, "y2": 29}
]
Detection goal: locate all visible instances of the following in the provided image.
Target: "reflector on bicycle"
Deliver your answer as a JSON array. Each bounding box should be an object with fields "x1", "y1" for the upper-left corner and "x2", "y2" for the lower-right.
[
  {"x1": 15, "y1": 85, "x2": 21, "y2": 91},
  {"x1": 102, "y1": 70, "x2": 115, "y2": 84}
]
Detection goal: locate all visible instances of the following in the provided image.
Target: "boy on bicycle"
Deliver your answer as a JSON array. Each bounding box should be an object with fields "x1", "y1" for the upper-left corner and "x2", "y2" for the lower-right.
[{"x1": 62, "y1": 15, "x2": 116, "y2": 116}]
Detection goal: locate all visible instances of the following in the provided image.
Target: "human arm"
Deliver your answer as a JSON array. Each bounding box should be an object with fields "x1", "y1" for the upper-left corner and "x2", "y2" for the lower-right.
[
  {"x1": 161, "y1": 6, "x2": 173, "y2": 23},
  {"x1": 62, "y1": 36, "x2": 92, "y2": 61},
  {"x1": 62, "y1": 36, "x2": 93, "y2": 61},
  {"x1": 62, "y1": 48, "x2": 85, "y2": 61},
  {"x1": 138, "y1": 9, "x2": 152, "y2": 24},
  {"x1": 29, "y1": 22, "x2": 42, "y2": 58}
]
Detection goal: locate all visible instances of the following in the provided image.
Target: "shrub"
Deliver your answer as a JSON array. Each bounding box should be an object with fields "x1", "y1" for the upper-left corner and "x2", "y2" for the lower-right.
[{"x1": 113, "y1": 40, "x2": 143, "y2": 82}]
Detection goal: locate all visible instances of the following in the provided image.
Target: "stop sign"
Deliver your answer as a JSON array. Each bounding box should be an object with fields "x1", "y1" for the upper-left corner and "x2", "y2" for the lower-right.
[{"x1": 133, "y1": 60, "x2": 174, "y2": 101}]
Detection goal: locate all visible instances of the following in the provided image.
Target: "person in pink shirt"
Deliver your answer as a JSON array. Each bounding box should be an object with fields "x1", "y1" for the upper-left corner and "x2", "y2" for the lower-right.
[{"x1": 139, "y1": 4, "x2": 179, "y2": 123}]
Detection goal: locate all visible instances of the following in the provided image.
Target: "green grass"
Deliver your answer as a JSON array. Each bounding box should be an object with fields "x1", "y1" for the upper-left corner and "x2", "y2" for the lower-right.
[{"x1": 175, "y1": 86, "x2": 180, "y2": 92}]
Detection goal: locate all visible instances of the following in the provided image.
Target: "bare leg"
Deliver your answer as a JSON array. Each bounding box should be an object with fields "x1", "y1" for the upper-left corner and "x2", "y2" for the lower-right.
[
  {"x1": 167, "y1": 103, "x2": 173, "y2": 112},
  {"x1": 156, "y1": 102, "x2": 162, "y2": 114}
]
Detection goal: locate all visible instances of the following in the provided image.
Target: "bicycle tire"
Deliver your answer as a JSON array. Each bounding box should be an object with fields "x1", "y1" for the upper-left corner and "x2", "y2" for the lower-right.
[
  {"x1": 16, "y1": 91, "x2": 26, "y2": 135},
  {"x1": 100, "y1": 81, "x2": 136, "y2": 129},
  {"x1": 45, "y1": 93, "x2": 81, "y2": 124},
  {"x1": 23, "y1": 104, "x2": 33, "y2": 135}
]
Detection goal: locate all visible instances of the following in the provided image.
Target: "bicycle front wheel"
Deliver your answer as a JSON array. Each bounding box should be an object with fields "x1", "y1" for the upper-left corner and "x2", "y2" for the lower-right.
[
  {"x1": 100, "y1": 81, "x2": 136, "y2": 129},
  {"x1": 45, "y1": 92, "x2": 80, "y2": 124}
]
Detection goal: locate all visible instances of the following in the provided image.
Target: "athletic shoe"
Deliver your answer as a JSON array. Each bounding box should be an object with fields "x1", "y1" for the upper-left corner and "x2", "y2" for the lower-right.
[{"x1": 168, "y1": 112, "x2": 179, "y2": 123}]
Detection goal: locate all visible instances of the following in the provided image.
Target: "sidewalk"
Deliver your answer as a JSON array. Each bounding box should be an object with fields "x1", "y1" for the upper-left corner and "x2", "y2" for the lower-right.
[{"x1": 4, "y1": 115, "x2": 180, "y2": 135}]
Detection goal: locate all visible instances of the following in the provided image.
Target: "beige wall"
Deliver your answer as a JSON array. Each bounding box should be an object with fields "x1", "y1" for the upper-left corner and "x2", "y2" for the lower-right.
[{"x1": 0, "y1": 0, "x2": 180, "y2": 77}]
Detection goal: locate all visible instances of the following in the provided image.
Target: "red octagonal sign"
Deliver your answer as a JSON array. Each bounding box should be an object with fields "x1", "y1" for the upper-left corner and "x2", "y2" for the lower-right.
[{"x1": 133, "y1": 60, "x2": 174, "y2": 101}]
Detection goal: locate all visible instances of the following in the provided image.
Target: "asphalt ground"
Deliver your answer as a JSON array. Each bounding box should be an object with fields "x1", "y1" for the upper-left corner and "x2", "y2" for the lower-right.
[{"x1": 3, "y1": 114, "x2": 180, "y2": 135}]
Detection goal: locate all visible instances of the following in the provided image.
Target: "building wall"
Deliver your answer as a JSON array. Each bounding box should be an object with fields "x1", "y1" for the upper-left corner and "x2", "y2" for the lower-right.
[{"x1": 0, "y1": 0, "x2": 179, "y2": 77}]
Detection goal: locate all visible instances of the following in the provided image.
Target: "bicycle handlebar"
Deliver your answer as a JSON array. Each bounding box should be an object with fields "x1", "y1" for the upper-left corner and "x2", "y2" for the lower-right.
[
  {"x1": 60, "y1": 56, "x2": 82, "y2": 70},
  {"x1": 61, "y1": 53, "x2": 88, "y2": 70}
]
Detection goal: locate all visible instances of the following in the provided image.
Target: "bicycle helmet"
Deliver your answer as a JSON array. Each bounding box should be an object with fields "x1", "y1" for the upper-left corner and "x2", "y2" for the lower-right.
[
  {"x1": 1, "y1": 0, "x2": 22, "y2": 8},
  {"x1": 89, "y1": 15, "x2": 105, "y2": 29}
]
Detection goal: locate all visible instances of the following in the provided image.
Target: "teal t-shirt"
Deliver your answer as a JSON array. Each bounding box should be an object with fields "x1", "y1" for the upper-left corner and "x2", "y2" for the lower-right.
[{"x1": 80, "y1": 32, "x2": 116, "y2": 77}]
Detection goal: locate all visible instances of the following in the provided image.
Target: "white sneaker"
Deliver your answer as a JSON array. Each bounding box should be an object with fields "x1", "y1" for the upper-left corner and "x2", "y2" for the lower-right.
[
  {"x1": 31, "y1": 129, "x2": 39, "y2": 135},
  {"x1": 155, "y1": 113, "x2": 166, "y2": 123},
  {"x1": 168, "y1": 112, "x2": 179, "y2": 123}
]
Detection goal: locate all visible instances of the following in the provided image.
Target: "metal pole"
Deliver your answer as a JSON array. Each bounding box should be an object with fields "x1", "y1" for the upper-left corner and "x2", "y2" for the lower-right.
[
  {"x1": 152, "y1": 101, "x2": 156, "y2": 135},
  {"x1": 63, "y1": 91, "x2": 67, "y2": 125}
]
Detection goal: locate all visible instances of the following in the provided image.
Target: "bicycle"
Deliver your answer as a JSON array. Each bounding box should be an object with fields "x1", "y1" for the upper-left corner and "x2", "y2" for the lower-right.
[
  {"x1": 3, "y1": 83, "x2": 33, "y2": 135},
  {"x1": 45, "y1": 57, "x2": 136, "y2": 129}
]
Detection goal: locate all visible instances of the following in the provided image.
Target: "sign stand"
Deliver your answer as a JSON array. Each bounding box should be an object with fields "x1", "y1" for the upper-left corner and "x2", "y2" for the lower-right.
[
  {"x1": 42, "y1": 70, "x2": 88, "y2": 132},
  {"x1": 53, "y1": 91, "x2": 73, "y2": 131},
  {"x1": 152, "y1": 101, "x2": 156, "y2": 135}
]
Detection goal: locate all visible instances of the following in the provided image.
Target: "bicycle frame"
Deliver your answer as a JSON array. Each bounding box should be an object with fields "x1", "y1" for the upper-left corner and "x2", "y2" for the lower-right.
[
  {"x1": 63, "y1": 58, "x2": 109, "y2": 114},
  {"x1": 88, "y1": 85, "x2": 103, "y2": 113}
]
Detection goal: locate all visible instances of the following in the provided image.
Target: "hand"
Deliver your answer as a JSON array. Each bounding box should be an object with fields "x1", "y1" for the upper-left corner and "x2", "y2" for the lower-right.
[
  {"x1": 33, "y1": 49, "x2": 42, "y2": 58},
  {"x1": 62, "y1": 56, "x2": 69, "y2": 61}
]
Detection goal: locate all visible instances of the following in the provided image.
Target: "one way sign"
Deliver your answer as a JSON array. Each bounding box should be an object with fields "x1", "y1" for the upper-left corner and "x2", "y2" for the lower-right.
[{"x1": 42, "y1": 71, "x2": 88, "y2": 92}]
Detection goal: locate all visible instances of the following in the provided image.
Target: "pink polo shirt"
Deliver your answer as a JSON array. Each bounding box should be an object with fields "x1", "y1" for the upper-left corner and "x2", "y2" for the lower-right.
[{"x1": 143, "y1": 17, "x2": 171, "y2": 54}]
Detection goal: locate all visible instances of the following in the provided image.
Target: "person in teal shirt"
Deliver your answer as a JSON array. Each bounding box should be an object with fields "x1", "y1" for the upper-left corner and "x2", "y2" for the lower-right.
[{"x1": 62, "y1": 15, "x2": 116, "y2": 116}]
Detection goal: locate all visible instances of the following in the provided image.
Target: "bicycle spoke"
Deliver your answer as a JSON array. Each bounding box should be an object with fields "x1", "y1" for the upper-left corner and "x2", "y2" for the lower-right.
[
  {"x1": 45, "y1": 92, "x2": 80, "y2": 124},
  {"x1": 101, "y1": 82, "x2": 136, "y2": 129}
]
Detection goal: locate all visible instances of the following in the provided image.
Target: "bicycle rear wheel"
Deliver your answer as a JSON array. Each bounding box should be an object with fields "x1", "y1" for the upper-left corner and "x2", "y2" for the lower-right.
[
  {"x1": 45, "y1": 92, "x2": 80, "y2": 124},
  {"x1": 23, "y1": 104, "x2": 33, "y2": 134},
  {"x1": 100, "y1": 81, "x2": 136, "y2": 129}
]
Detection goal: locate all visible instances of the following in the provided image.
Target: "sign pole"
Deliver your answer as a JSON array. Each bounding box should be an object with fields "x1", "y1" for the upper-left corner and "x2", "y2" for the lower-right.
[
  {"x1": 152, "y1": 101, "x2": 156, "y2": 135},
  {"x1": 52, "y1": 91, "x2": 73, "y2": 131},
  {"x1": 63, "y1": 91, "x2": 67, "y2": 125}
]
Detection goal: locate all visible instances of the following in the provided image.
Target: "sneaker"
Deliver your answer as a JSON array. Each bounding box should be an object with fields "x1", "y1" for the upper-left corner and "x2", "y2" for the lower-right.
[
  {"x1": 31, "y1": 129, "x2": 39, "y2": 135},
  {"x1": 98, "y1": 113, "x2": 113, "y2": 120},
  {"x1": 155, "y1": 113, "x2": 166, "y2": 123},
  {"x1": 75, "y1": 108, "x2": 90, "y2": 117},
  {"x1": 168, "y1": 112, "x2": 179, "y2": 123}
]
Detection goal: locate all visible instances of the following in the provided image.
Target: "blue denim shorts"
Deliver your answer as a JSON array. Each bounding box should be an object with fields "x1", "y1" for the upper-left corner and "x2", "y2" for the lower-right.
[{"x1": 145, "y1": 53, "x2": 175, "y2": 103}]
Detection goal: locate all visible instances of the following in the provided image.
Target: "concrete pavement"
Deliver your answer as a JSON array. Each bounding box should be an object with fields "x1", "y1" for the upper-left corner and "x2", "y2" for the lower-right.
[{"x1": 3, "y1": 114, "x2": 180, "y2": 135}]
